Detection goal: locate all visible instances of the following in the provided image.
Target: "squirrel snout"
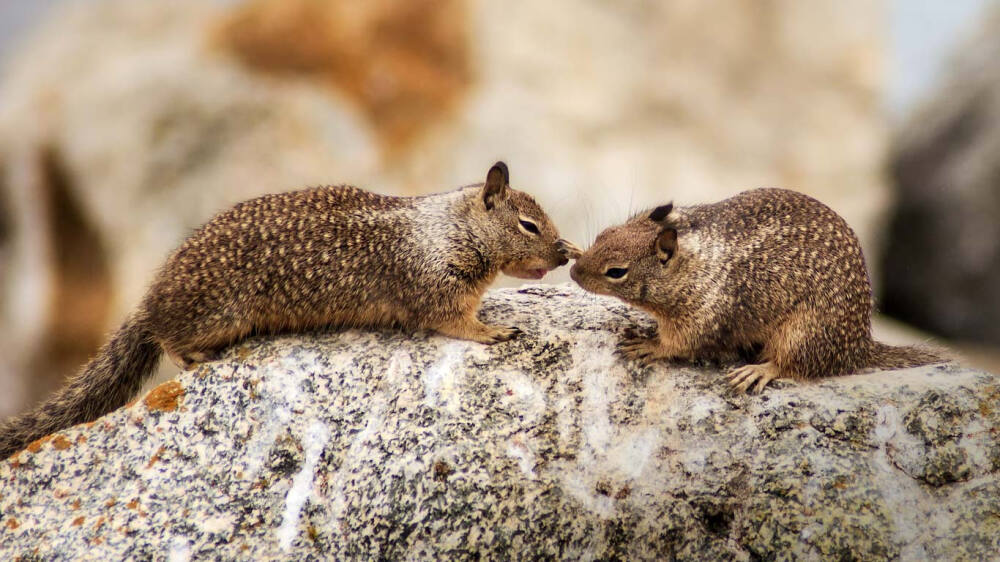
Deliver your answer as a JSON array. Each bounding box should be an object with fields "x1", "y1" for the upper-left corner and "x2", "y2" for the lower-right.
[{"x1": 558, "y1": 255, "x2": 569, "y2": 266}]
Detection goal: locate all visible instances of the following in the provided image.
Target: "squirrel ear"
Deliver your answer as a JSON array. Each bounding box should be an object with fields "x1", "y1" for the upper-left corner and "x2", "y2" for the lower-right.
[
  {"x1": 655, "y1": 228, "x2": 677, "y2": 263},
  {"x1": 483, "y1": 161, "x2": 509, "y2": 210},
  {"x1": 648, "y1": 203, "x2": 673, "y2": 223}
]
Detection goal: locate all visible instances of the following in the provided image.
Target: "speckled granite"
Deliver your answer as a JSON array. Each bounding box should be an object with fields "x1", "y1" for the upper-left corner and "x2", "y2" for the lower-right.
[{"x1": 1, "y1": 285, "x2": 998, "y2": 560}]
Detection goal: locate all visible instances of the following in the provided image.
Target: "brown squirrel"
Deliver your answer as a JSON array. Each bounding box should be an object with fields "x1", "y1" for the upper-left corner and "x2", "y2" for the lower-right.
[
  {"x1": 570, "y1": 188, "x2": 943, "y2": 393},
  {"x1": 0, "y1": 162, "x2": 575, "y2": 459}
]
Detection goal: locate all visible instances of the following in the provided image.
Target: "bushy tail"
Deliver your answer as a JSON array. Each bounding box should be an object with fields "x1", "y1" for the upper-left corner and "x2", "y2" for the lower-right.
[
  {"x1": 0, "y1": 314, "x2": 162, "y2": 460},
  {"x1": 867, "y1": 341, "x2": 946, "y2": 370}
]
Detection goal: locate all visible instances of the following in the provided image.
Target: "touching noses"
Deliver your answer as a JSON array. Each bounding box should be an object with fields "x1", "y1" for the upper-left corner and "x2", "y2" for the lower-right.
[{"x1": 556, "y1": 238, "x2": 581, "y2": 269}]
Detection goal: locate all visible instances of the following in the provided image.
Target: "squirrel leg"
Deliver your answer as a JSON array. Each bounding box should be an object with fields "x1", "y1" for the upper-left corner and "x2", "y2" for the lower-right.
[
  {"x1": 730, "y1": 310, "x2": 831, "y2": 393},
  {"x1": 434, "y1": 314, "x2": 520, "y2": 344},
  {"x1": 160, "y1": 325, "x2": 240, "y2": 370}
]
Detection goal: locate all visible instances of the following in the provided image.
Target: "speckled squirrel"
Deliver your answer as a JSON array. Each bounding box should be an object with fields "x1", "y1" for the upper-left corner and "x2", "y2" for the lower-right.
[
  {"x1": 571, "y1": 187, "x2": 944, "y2": 393},
  {"x1": 0, "y1": 162, "x2": 578, "y2": 459}
]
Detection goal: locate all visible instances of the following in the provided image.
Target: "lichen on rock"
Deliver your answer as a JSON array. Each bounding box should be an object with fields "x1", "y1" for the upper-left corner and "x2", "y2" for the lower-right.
[{"x1": 1, "y1": 285, "x2": 998, "y2": 560}]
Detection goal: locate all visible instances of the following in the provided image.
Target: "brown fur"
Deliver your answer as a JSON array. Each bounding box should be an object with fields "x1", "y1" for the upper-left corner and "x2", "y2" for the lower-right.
[
  {"x1": 570, "y1": 188, "x2": 944, "y2": 393},
  {"x1": 0, "y1": 162, "x2": 575, "y2": 459}
]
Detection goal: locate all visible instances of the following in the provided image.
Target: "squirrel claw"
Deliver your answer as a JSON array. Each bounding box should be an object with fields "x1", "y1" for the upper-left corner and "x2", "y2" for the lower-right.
[
  {"x1": 728, "y1": 362, "x2": 779, "y2": 394},
  {"x1": 488, "y1": 325, "x2": 521, "y2": 344},
  {"x1": 618, "y1": 337, "x2": 662, "y2": 367}
]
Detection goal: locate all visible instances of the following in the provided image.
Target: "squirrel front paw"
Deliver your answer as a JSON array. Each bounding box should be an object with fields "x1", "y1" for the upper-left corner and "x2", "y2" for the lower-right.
[
  {"x1": 484, "y1": 325, "x2": 522, "y2": 344},
  {"x1": 435, "y1": 317, "x2": 522, "y2": 345},
  {"x1": 618, "y1": 337, "x2": 667, "y2": 367}
]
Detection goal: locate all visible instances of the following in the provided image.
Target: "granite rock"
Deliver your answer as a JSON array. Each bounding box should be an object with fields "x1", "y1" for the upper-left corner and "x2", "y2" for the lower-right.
[{"x1": 2, "y1": 285, "x2": 997, "y2": 560}]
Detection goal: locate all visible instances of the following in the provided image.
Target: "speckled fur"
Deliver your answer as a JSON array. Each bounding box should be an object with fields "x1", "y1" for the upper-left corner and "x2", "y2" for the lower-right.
[
  {"x1": 0, "y1": 162, "x2": 573, "y2": 459},
  {"x1": 571, "y1": 188, "x2": 943, "y2": 393}
]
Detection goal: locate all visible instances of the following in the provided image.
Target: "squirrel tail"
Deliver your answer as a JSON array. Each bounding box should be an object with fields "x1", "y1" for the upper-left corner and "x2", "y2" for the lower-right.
[
  {"x1": 0, "y1": 313, "x2": 162, "y2": 460},
  {"x1": 866, "y1": 340, "x2": 946, "y2": 370}
]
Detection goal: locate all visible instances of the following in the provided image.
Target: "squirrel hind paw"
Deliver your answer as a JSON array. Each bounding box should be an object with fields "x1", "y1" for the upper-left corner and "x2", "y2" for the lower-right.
[
  {"x1": 167, "y1": 349, "x2": 220, "y2": 370},
  {"x1": 728, "y1": 362, "x2": 780, "y2": 394}
]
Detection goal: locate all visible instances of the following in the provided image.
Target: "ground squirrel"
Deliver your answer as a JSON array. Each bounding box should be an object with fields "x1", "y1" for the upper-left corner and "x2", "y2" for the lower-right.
[
  {"x1": 570, "y1": 188, "x2": 943, "y2": 393},
  {"x1": 0, "y1": 162, "x2": 576, "y2": 459}
]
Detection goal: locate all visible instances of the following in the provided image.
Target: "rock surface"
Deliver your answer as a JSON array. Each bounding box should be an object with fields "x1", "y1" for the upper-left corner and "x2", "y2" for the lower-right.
[{"x1": 1, "y1": 286, "x2": 998, "y2": 560}]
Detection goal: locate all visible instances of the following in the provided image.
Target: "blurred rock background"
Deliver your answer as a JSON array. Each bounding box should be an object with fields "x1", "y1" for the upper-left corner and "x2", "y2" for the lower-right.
[
  {"x1": 0, "y1": 0, "x2": 996, "y2": 417},
  {"x1": 882, "y1": 6, "x2": 1000, "y2": 354}
]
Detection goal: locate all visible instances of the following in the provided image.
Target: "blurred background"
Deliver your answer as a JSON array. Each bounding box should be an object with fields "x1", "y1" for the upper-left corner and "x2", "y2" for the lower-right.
[{"x1": 1, "y1": 0, "x2": 998, "y2": 417}]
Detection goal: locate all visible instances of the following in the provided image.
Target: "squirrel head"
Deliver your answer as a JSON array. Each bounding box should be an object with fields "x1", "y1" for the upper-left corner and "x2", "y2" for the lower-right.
[
  {"x1": 570, "y1": 203, "x2": 681, "y2": 302},
  {"x1": 475, "y1": 161, "x2": 575, "y2": 280}
]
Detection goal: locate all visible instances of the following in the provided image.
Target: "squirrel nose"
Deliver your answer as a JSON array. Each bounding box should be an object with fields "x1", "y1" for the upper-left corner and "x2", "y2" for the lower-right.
[{"x1": 558, "y1": 255, "x2": 569, "y2": 266}]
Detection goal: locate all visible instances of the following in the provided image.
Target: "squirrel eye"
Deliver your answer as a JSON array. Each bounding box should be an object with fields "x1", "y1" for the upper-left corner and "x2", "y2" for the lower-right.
[
  {"x1": 518, "y1": 219, "x2": 540, "y2": 235},
  {"x1": 604, "y1": 267, "x2": 628, "y2": 280}
]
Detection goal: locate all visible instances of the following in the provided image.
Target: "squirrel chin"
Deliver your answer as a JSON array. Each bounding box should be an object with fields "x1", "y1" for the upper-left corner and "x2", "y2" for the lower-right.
[{"x1": 505, "y1": 268, "x2": 549, "y2": 280}]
